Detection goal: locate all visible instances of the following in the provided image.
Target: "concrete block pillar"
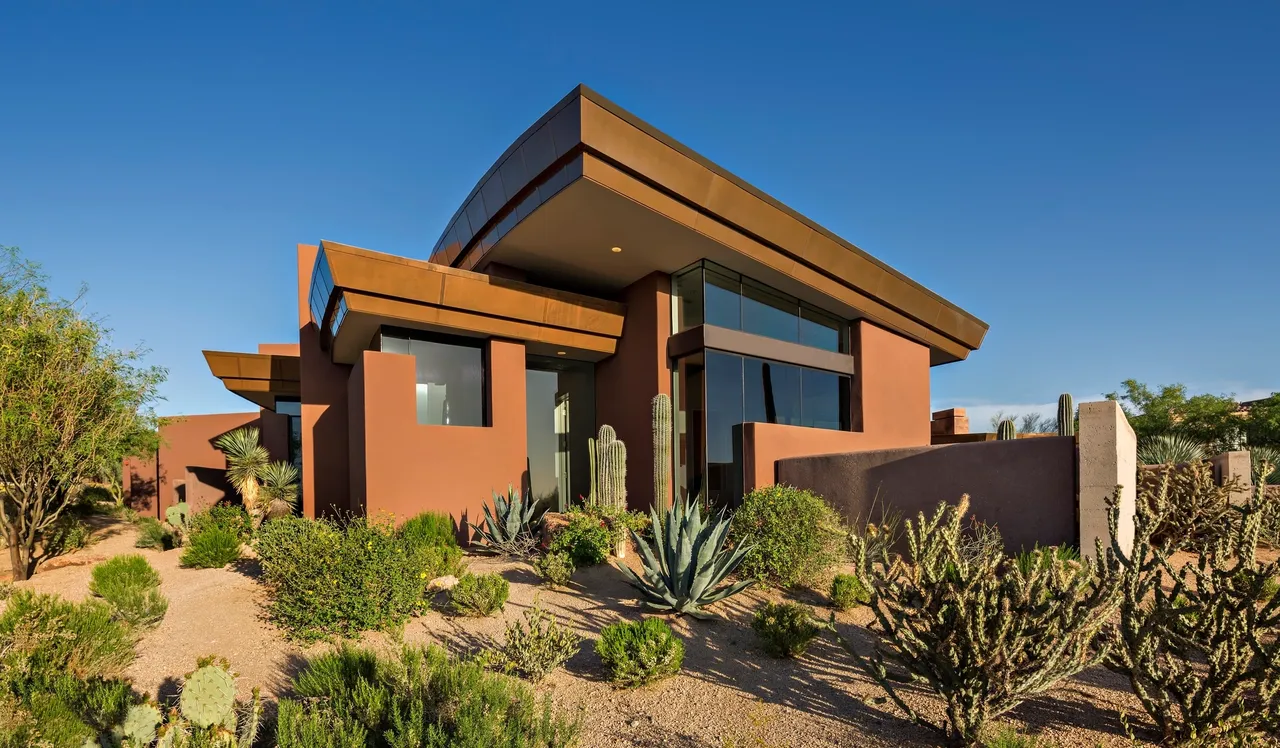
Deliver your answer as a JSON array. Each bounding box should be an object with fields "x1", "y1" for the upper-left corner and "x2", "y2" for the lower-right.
[
  {"x1": 1078, "y1": 400, "x2": 1137, "y2": 559},
  {"x1": 1211, "y1": 451, "x2": 1253, "y2": 505}
]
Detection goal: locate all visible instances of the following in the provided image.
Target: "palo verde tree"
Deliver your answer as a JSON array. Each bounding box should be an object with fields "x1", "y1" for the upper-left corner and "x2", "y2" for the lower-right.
[{"x1": 0, "y1": 245, "x2": 165, "y2": 579}]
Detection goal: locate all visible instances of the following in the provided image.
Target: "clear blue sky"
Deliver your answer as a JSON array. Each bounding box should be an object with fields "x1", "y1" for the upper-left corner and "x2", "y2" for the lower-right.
[{"x1": 3, "y1": 2, "x2": 1277, "y2": 426}]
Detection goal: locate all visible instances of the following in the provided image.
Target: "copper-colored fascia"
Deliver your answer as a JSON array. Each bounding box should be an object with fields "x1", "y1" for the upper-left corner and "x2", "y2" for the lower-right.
[
  {"x1": 315, "y1": 240, "x2": 626, "y2": 364},
  {"x1": 428, "y1": 84, "x2": 987, "y2": 361},
  {"x1": 203, "y1": 350, "x2": 302, "y2": 410}
]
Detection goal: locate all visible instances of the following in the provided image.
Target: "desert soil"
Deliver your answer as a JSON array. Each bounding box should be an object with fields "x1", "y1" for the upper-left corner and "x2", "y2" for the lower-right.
[{"x1": 3, "y1": 516, "x2": 1159, "y2": 747}]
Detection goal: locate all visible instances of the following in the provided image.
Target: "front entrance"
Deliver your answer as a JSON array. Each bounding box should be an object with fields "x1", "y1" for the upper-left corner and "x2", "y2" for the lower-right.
[{"x1": 525, "y1": 358, "x2": 594, "y2": 512}]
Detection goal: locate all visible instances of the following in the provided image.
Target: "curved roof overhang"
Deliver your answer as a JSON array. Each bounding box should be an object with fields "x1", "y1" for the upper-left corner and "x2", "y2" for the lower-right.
[
  {"x1": 308, "y1": 240, "x2": 626, "y2": 364},
  {"x1": 203, "y1": 350, "x2": 301, "y2": 410},
  {"x1": 427, "y1": 85, "x2": 987, "y2": 365}
]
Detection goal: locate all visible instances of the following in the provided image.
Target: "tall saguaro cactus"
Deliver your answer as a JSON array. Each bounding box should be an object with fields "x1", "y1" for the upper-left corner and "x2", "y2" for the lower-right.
[
  {"x1": 997, "y1": 419, "x2": 1017, "y2": 441},
  {"x1": 1057, "y1": 393, "x2": 1075, "y2": 437},
  {"x1": 652, "y1": 394, "x2": 672, "y2": 516},
  {"x1": 591, "y1": 425, "x2": 627, "y2": 511}
]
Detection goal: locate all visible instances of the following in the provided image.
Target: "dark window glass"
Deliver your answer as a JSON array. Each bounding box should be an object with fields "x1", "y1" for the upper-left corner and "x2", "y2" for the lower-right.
[
  {"x1": 673, "y1": 265, "x2": 704, "y2": 331},
  {"x1": 674, "y1": 353, "x2": 706, "y2": 503},
  {"x1": 742, "y1": 280, "x2": 799, "y2": 343},
  {"x1": 704, "y1": 351, "x2": 742, "y2": 465},
  {"x1": 381, "y1": 331, "x2": 485, "y2": 427},
  {"x1": 800, "y1": 306, "x2": 846, "y2": 353},
  {"x1": 801, "y1": 369, "x2": 851, "y2": 431},
  {"x1": 704, "y1": 269, "x2": 741, "y2": 330},
  {"x1": 744, "y1": 357, "x2": 802, "y2": 426}
]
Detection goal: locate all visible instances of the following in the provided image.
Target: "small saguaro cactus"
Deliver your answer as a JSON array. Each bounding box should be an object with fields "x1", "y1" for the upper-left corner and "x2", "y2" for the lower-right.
[
  {"x1": 597, "y1": 425, "x2": 628, "y2": 511},
  {"x1": 997, "y1": 419, "x2": 1017, "y2": 440},
  {"x1": 1057, "y1": 393, "x2": 1075, "y2": 437},
  {"x1": 652, "y1": 394, "x2": 672, "y2": 516}
]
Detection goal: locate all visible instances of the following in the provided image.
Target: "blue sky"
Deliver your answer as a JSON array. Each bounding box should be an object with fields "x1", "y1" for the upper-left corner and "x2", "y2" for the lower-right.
[{"x1": 2, "y1": 2, "x2": 1277, "y2": 426}]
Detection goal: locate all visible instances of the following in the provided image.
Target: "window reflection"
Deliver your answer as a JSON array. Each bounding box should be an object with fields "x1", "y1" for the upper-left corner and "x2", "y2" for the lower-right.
[{"x1": 379, "y1": 329, "x2": 485, "y2": 427}]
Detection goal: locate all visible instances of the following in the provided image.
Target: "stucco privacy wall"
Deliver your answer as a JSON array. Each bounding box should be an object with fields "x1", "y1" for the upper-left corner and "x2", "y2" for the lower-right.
[
  {"x1": 1078, "y1": 400, "x2": 1136, "y2": 559},
  {"x1": 777, "y1": 437, "x2": 1077, "y2": 553},
  {"x1": 741, "y1": 320, "x2": 931, "y2": 492},
  {"x1": 348, "y1": 341, "x2": 527, "y2": 533},
  {"x1": 297, "y1": 244, "x2": 352, "y2": 518}
]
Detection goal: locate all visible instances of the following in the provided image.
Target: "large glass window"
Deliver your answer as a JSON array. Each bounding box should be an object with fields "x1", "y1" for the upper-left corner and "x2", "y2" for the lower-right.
[
  {"x1": 379, "y1": 329, "x2": 485, "y2": 427},
  {"x1": 672, "y1": 261, "x2": 849, "y2": 353},
  {"x1": 276, "y1": 399, "x2": 303, "y2": 471},
  {"x1": 525, "y1": 358, "x2": 594, "y2": 512}
]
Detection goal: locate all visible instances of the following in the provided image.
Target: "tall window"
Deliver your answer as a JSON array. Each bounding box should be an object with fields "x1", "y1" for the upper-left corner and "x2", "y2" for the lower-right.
[
  {"x1": 276, "y1": 399, "x2": 303, "y2": 470},
  {"x1": 379, "y1": 328, "x2": 486, "y2": 427}
]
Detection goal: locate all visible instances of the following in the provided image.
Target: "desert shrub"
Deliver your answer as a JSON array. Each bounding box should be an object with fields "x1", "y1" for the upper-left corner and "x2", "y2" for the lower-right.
[
  {"x1": 400, "y1": 511, "x2": 459, "y2": 549},
  {"x1": 0, "y1": 582, "x2": 11, "y2": 600},
  {"x1": 532, "y1": 551, "x2": 575, "y2": 587},
  {"x1": 133, "y1": 517, "x2": 177, "y2": 550},
  {"x1": 42, "y1": 516, "x2": 93, "y2": 557},
  {"x1": 471, "y1": 486, "x2": 542, "y2": 557},
  {"x1": 179, "y1": 526, "x2": 242, "y2": 568},
  {"x1": 752, "y1": 602, "x2": 821, "y2": 658},
  {"x1": 549, "y1": 510, "x2": 612, "y2": 567},
  {"x1": 89, "y1": 554, "x2": 167, "y2": 629},
  {"x1": 829, "y1": 496, "x2": 1121, "y2": 745},
  {"x1": 595, "y1": 618, "x2": 684, "y2": 688},
  {"x1": 1139, "y1": 461, "x2": 1237, "y2": 550},
  {"x1": 488, "y1": 604, "x2": 581, "y2": 682},
  {"x1": 1138, "y1": 433, "x2": 1208, "y2": 466},
  {"x1": 190, "y1": 502, "x2": 253, "y2": 542},
  {"x1": 254, "y1": 514, "x2": 435, "y2": 642},
  {"x1": 1013, "y1": 545, "x2": 1080, "y2": 578},
  {"x1": 276, "y1": 643, "x2": 578, "y2": 747},
  {"x1": 829, "y1": 573, "x2": 869, "y2": 611},
  {"x1": 449, "y1": 572, "x2": 510, "y2": 617},
  {"x1": 729, "y1": 484, "x2": 846, "y2": 588},
  {"x1": 1106, "y1": 464, "x2": 1280, "y2": 743},
  {"x1": 983, "y1": 728, "x2": 1045, "y2": 748}
]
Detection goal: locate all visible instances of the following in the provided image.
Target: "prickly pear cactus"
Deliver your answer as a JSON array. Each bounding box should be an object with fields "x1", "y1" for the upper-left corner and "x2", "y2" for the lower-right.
[
  {"x1": 166, "y1": 502, "x2": 191, "y2": 534},
  {"x1": 997, "y1": 418, "x2": 1017, "y2": 440},
  {"x1": 652, "y1": 394, "x2": 672, "y2": 516},
  {"x1": 179, "y1": 663, "x2": 236, "y2": 729},
  {"x1": 1057, "y1": 393, "x2": 1075, "y2": 437},
  {"x1": 116, "y1": 702, "x2": 163, "y2": 745}
]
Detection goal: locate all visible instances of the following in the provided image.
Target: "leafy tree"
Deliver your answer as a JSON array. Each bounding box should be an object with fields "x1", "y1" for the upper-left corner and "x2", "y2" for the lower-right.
[
  {"x1": 1106, "y1": 379, "x2": 1244, "y2": 450},
  {"x1": 0, "y1": 245, "x2": 164, "y2": 579},
  {"x1": 1244, "y1": 394, "x2": 1280, "y2": 449}
]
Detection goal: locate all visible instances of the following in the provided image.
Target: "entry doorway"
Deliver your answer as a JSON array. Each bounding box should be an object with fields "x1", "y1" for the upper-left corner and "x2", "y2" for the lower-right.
[{"x1": 525, "y1": 358, "x2": 595, "y2": 512}]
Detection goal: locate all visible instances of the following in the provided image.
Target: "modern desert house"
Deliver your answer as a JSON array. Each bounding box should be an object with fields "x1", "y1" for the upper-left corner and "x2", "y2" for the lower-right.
[{"x1": 129, "y1": 85, "x2": 987, "y2": 527}]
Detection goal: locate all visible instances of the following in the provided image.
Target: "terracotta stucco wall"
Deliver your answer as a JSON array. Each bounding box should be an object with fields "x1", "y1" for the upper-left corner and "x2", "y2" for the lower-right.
[
  {"x1": 297, "y1": 244, "x2": 351, "y2": 518},
  {"x1": 153, "y1": 412, "x2": 261, "y2": 515},
  {"x1": 348, "y1": 340, "x2": 527, "y2": 533},
  {"x1": 741, "y1": 319, "x2": 931, "y2": 491},
  {"x1": 595, "y1": 272, "x2": 671, "y2": 510}
]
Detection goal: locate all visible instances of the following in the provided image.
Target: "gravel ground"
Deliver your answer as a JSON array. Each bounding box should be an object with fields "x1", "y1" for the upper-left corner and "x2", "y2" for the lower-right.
[{"x1": 3, "y1": 516, "x2": 1161, "y2": 747}]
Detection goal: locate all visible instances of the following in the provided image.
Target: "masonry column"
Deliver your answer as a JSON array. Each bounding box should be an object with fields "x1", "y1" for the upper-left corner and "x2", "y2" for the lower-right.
[{"x1": 1078, "y1": 400, "x2": 1137, "y2": 559}]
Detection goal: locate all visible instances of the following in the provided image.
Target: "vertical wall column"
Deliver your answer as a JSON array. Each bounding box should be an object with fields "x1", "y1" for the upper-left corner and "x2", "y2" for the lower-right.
[
  {"x1": 1077, "y1": 400, "x2": 1137, "y2": 559},
  {"x1": 1211, "y1": 451, "x2": 1254, "y2": 505}
]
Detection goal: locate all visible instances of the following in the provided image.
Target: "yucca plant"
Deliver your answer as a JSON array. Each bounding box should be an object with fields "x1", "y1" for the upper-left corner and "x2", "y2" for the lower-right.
[
  {"x1": 1137, "y1": 433, "x2": 1207, "y2": 466},
  {"x1": 259, "y1": 460, "x2": 300, "y2": 520},
  {"x1": 616, "y1": 496, "x2": 754, "y2": 619},
  {"x1": 214, "y1": 427, "x2": 270, "y2": 522},
  {"x1": 470, "y1": 485, "x2": 540, "y2": 556}
]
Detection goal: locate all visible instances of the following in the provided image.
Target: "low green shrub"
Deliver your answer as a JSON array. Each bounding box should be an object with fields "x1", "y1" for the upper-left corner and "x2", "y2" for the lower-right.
[
  {"x1": 42, "y1": 516, "x2": 93, "y2": 556},
  {"x1": 190, "y1": 502, "x2": 253, "y2": 542},
  {"x1": 752, "y1": 602, "x2": 820, "y2": 658},
  {"x1": 489, "y1": 604, "x2": 581, "y2": 682},
  {"x1": 449, "y1": 573, "x2": 509, "y2": 617},
  {"x1": 134, "y1": 518, "x2": 177, "y2": 550},
  {"x1": 595, "y1": 618, "x2": 683, "y2": 688},
  {"x1": 550, "y1": 511, "x2": 612, "y2": 566},
  {"x1": 180, "y1": 527, "x2": 242, "y2": 568},
  {"x1": 254, "y1": 514, "x2": 434, "y2": 641},
  {"x1": 276, "y1": 644, "x2": 579, "y2": 748},
  {"x1": 399, "y1": 511, "x2": 459, "y2": 549},
  {"x1": 730, "y1": 484, "x2": 846, "y2": 588},
  {"x1": 533, "y1": 550, "x2": 575, "y2": 587},
  {"x1": 89, "y1": 555, "x2": 167, "y2": 629},
  {"x1": 829, "y1": 573, "x2": 869, "y2": 611}
]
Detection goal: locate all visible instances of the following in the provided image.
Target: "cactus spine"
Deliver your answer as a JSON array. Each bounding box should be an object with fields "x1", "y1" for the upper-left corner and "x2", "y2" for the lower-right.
[
  {"x1": 598, "y1": 425, "x2": 627, "y2": 511},
  {"x1": 1057, "y1": 393, "x2": 1075, "y2": 437},
  {"x1": 997, "y1": 419, "x2": 1017, "y2": 441},
  {"x1": 652, "y1": 394, "x2": 672, "y2": 516}
]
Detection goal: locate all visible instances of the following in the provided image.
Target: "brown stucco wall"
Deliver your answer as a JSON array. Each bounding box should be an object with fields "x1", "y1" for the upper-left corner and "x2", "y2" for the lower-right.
[
  {"x1": 595, "y1": 272, "x2": 672, "y2": 510},
  {"x1": 741, "y1": 319, "x2": 931, "y2": 491},
  {"x1": 348, "y1": 340, "x2": 527, "y2": 533},
  {"x1": 297, "y1": 244, "x2": 352, "y2": 518},
  {"x1": 777, "y1": 436, "x2": 1078, "y2": 553}
]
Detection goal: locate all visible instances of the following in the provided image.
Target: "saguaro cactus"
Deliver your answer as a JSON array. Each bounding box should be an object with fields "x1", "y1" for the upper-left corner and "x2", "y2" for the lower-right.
[
  {"x1": 597, "y1": 425, "x2": 627, "y2": 511},
  {"x1": 997, "y1": 419, "x2": 1017, "y2": 441},
  {"x1": 652, "y1": 394, "x2": 672, "y2": 516},
  {"x1": 1057, "y1": 394, "x2": 1075, "y2": 437}
]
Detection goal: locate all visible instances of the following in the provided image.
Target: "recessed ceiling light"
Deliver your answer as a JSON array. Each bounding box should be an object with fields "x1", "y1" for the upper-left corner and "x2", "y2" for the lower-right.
[
  {"x1": 556, "y1": 351, "x2": 567, "y2": 355},
  {"x1": 610, "y1": 246, "x2": 622, "y2": 253}
]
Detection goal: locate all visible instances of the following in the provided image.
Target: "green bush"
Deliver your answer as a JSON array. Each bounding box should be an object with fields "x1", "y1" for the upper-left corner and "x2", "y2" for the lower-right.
[
  {"x1": 276, "y1": 644, "x2": 578, "y2": 748},
  {"x1": 532, "y1": 551, "x2": 575, "y2": 587},
  {"x1": 133, "y1": 517, "x2": 177, "y2": 550},
  {"x1": 730, "y1": 484, "x2": 846, "y2": 588},
  {"x1": 549, "y1": 511, "x2": 612, "y2": 567},
  {"x1": 449, "y1": 573, "x2": 510, "y2": 617},
  {"x1": 42, "y1": 516, "x2": 93, "y2": 556},
  {"x1": 89, "y1": 554, "x2": 167, "y2": 629},
  {"x1": 489, "y1": 604, "x2": 581, "y2": 682},
  {"x1": 595, "y1": 618, "x2": 684, "y2": 688},
  {"x1": 190, "y1": 502, "x2": 252, "y2": 542},
  {"x1": 752, "y1": 602, "x2": 820, "y2": 658},
  {"x1": 254, "y1": 515, "x2": 434, "y2": 642},
  {"x1": 399, "y1": 511, "x2": 459, "y2": 549},
  {"x1": 179, "y1": 527, "x2": 242, "y2": 568},
  {"x1": 829, "y1": 573, "x2": 869, "y2": 611}
]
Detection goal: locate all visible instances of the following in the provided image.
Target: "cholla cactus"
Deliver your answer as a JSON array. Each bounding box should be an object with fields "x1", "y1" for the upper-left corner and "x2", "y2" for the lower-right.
[
  {"x1": 1106, "y1": 461, "x2": 1280, "y2": 743},
  {"x1": 1057, "y1": 393, "x2": 1075, "y2": 437},
  {"x1": 996, "y1": 419, "x2": 1017, "y2": 440},
  {"x1": 652, "y1": 394, "x2": 672, "y2": 516},
  {"x1": 470, "y1": 485, "x2": 539, "y2": 557},
  {"x1": 827, "y1": 496, "x2": 1121, "y2": 745}
]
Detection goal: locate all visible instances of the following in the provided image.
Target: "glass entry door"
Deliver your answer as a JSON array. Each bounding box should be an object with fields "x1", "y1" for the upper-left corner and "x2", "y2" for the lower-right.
[{"x1": 525, "y1": 358, "x2": 594, "y2": 512}]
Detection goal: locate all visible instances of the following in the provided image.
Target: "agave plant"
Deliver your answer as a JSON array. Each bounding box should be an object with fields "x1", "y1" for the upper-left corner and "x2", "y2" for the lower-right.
[
  {"x1": 617, "y1": 496, "x2": 754, "y2": 619},
  {"x1": 1137, "y1": 433, "x2": 1207, "y2": 466},
  {"x1": 470, "y1": 485, "x2": 540, "y2": 556},
  {"x1": 258, "y1": 461, "x2": 300, "y2": 521},
  {"x1": 214, "y1": 427, "x2": 270, "y2": 515}
]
